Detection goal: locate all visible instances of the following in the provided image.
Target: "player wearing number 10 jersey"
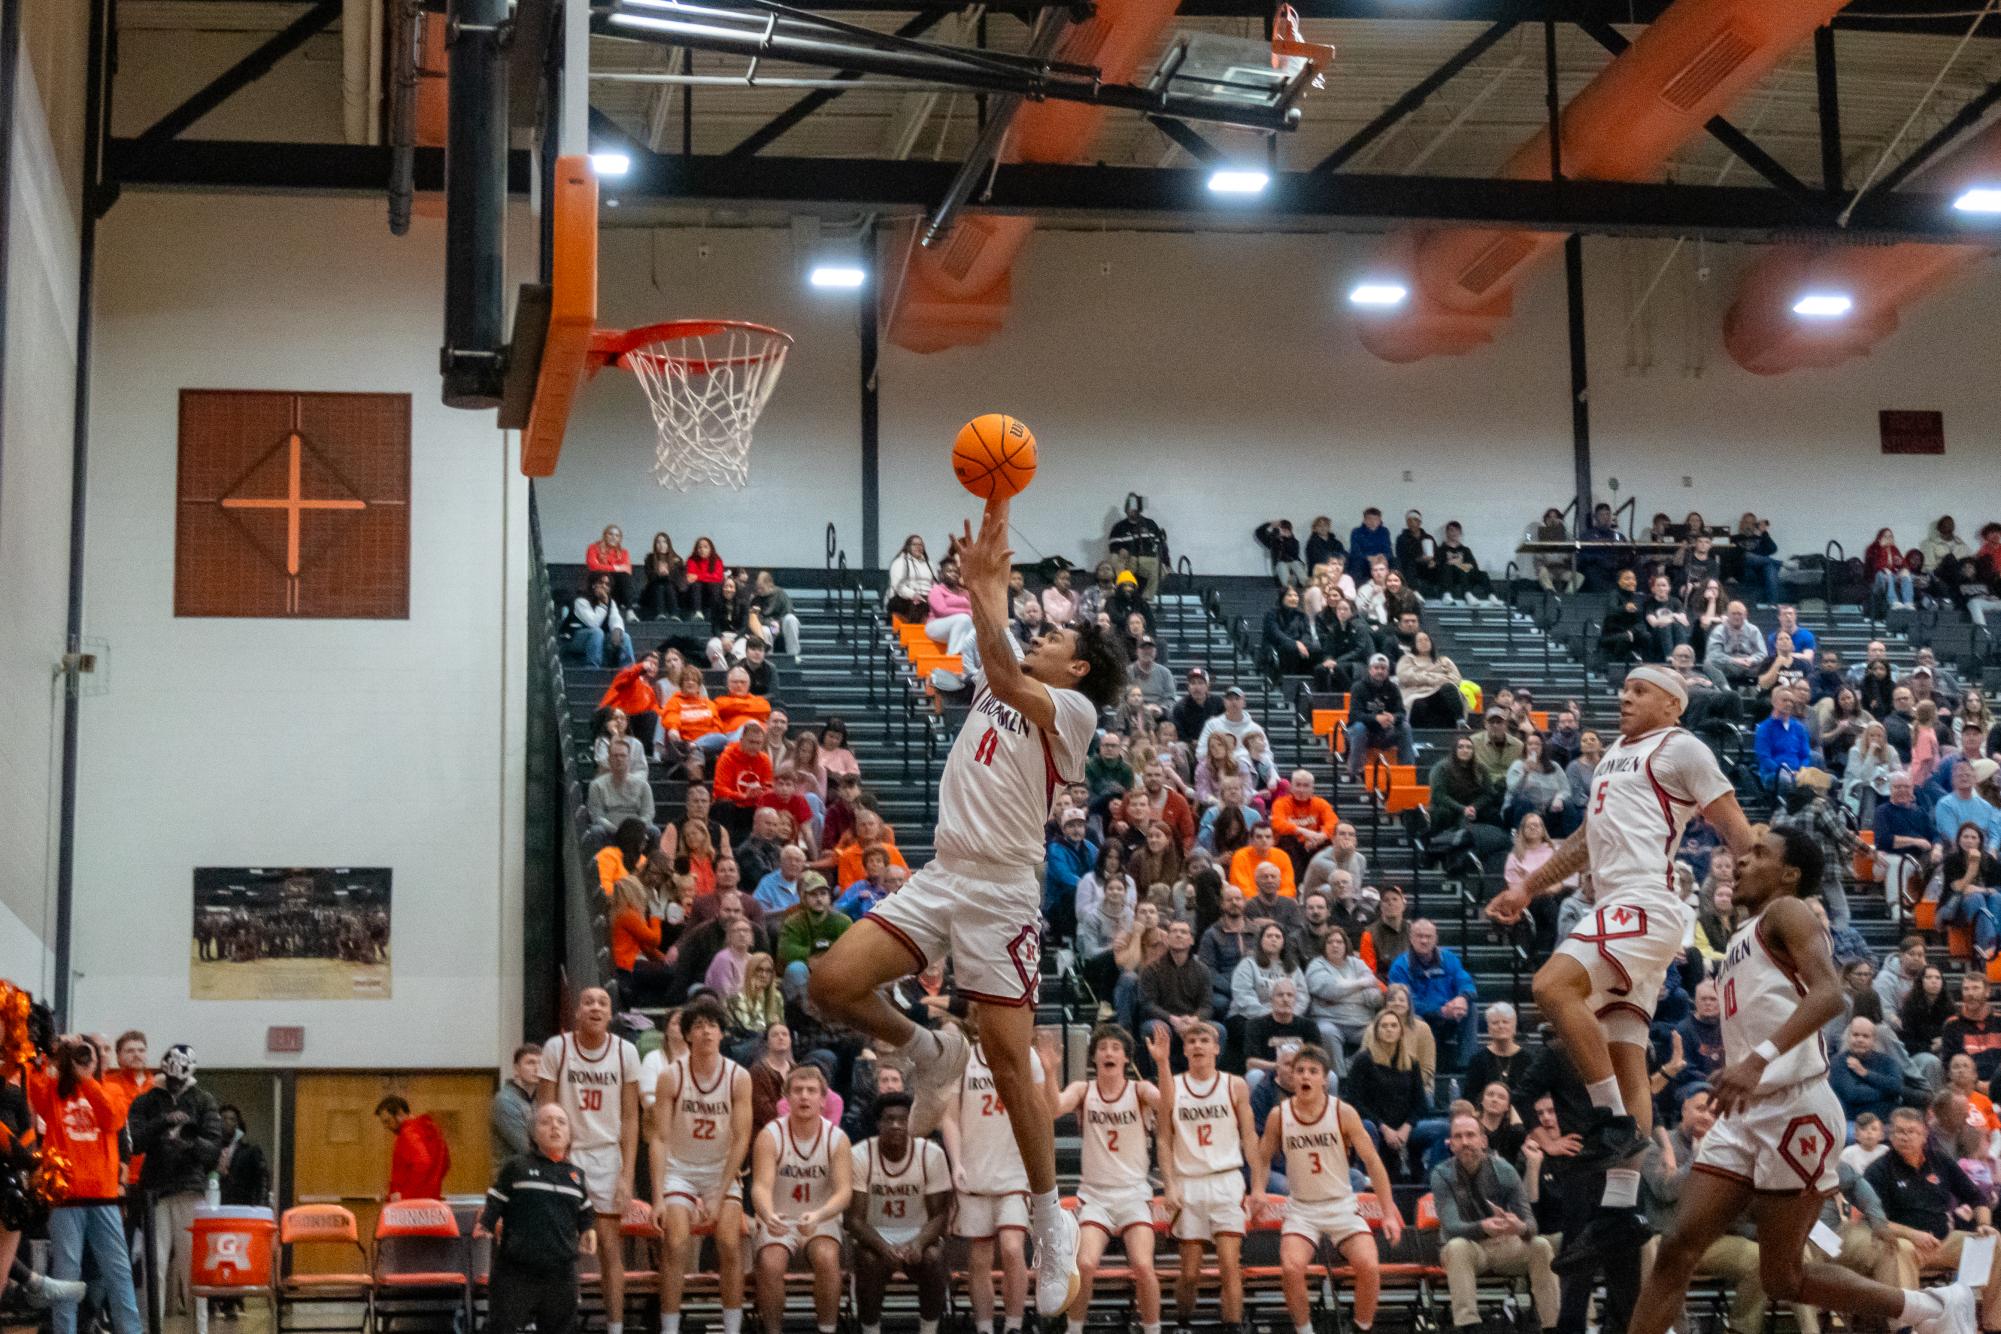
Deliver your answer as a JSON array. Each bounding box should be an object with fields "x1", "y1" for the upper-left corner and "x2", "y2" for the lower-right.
[
  {"x1": 809, "y1": 495, "x2": 1127, "y2": 1320},
  {"x1": 1629, "y1": 825, "x2": 1975, "y2": 1334}
]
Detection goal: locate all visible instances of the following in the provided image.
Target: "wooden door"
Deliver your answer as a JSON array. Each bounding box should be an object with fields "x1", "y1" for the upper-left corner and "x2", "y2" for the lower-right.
[{"x1": 291, "y1": 1072, "x2": 494, "y2": 1272}]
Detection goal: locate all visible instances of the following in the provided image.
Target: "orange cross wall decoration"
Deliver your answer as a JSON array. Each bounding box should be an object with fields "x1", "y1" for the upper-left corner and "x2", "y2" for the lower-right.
[{"x1": 176, "y1": 390, "x2": 410, "y2": 619}]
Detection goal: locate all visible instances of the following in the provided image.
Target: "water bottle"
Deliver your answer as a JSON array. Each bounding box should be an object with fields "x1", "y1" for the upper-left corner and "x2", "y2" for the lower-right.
[{"x1": 205, "y1": 1171, "x2": 220, "y2": 1208}]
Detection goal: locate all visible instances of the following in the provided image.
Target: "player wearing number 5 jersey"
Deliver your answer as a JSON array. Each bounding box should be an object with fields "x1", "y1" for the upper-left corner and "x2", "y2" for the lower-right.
[
  {"x1": 749, "y1": 1064, "x2": 851, "y2": 1334},
  {"x1": 1486, "y1": 666, "x2": 1754, "y2": 1173},
  {"x1": 810, "y1": 494, "x2": 1128, "y2": 1320},
  {"x1": 537, "y1": 987, "x2": 643, "y2": 1334},
  {"x1": 1250, "y1": 1045, "x2": 1401, "y2": 1334},
  {"x1": 1630, "y1": 825, "x2": 1977, "y2": 1334},
  {"x1": 940, "y1": 1032, "x2": 1047, "y2": 1334},
  {"x1": 1035, "y1": 1026, "x2": 1170, "y2": 1334},
  {"x1": 1153, "y1": 1024, "x2": 1257, "y2": 1334},
  {"x1": 848, "y1": 1094, "x2": 953, "y2": 1334},
  {"x1": 650, "y1": 1000, "x2": 751, "y2": 1334}
]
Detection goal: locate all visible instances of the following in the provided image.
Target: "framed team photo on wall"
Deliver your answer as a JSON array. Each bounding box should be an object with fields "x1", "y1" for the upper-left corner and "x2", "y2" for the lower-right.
[{"x1": 191, "y1": 867, "x2": 392, "y2": 1000}]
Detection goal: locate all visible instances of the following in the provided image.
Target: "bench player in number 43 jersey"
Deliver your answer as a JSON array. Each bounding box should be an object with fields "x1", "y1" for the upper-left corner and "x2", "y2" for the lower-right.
[
  {"x1": 1486, "y1": 666, "x2": 1755, "y2": 1166},
  {"x1": 1629, "y1": 825, "x2": 1978, "y2": 1334},
  {"x1": 807, "y1": 494, "x2": 1128, "y2": 1320}
]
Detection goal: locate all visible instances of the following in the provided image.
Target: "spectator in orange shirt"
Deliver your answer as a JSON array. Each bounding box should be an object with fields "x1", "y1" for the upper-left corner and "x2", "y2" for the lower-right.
[
  {"x1": 597, "y1": 819, "x2": 656, "y2": 895},
  {"x1": 713, "y1": 721, "x2": 775, "y2": 842},
  {"x1": 1269, "y1": 769, "x2": 1339, "y2": 877},
  {"x1": 610, "y1": 876, "x2": 673, "y2": 1005},
  {"x1": 701, "y1": 666, "x2": 773, "y2": 756},
  {"x1": 377, "y1": 1095, "x2": 452, "y2": 1201},
  {"x1": 657, "y1": 663, "x2": 720, "y2": 773},
  {"x1": 598, "y1": 652, "x2": 661, "y2": 751},
  {"x1": 1228, "y1": 822, "x2": 1297, "y2": 898},
  {"x1": 835, "y1": 808, "x2": 911, "y2": 888},
  {"x1": 35, "y1": 1037, "x2": 142, "y2": 1334}
]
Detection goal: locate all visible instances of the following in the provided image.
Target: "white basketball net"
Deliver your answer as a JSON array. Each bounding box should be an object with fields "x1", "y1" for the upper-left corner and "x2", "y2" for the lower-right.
[{"x1": 619, "y1": 324, "x2": 791, "y2": 490}]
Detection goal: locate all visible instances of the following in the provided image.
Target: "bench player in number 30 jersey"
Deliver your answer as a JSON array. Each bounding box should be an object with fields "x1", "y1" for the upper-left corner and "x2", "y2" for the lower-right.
[
  {"x1": 1486, "y1": 666, "x2": 1754, "y2": 1161},
  {"x1": 1628, "y1": 825, "x2": 1978, "y2": 1334},
  {"x1": 806, "y1": 494, "x2": 1129, "y2": 1321}
]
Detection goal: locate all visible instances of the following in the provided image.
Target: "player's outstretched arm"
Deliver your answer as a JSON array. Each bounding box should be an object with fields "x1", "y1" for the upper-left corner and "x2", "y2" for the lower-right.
[
  {"x1": 721, "y1": 1068, "x2": 754, "y2": 1202},
  {"x1": 1140, "y1": 1081, "x2": 1175, "y2": 1195},
  {"x1": 1232, "y1": 1077, "x2": 1260, "y2": 1170},
  {"x1": 955, "y1": 496, "x2": 1057, "y2": 732},
  {"x1": 1702, "y1": 789, "x2": 1757, "y2": 857},
  {"x1": 1248, "y1": 1111, "x2": 1281, "y2": 1212},
  {"x1": 1487, "y1": 824, "x2": 1589, "y2": 922},
  {"x1": 1710, "y1": 895, "x2": 1844, "y2": 1115}
]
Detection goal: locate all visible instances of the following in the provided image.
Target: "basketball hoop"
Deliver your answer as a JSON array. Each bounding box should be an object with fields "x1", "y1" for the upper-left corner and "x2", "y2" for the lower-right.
[{"x1": 587, "y1": 319, "x2": 793, "y2": 490}]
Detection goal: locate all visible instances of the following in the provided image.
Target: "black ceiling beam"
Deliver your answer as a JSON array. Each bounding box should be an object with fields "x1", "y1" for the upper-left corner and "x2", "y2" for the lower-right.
[
  {"x1": 1872, "y1": 75, "x2": 2001, "y2": 197},
  {"x1": 591, "y1": 151, "x2": 1994, "y2": 244},
  {"x1": 1573, "y1": 18, "x2": 1817, "y2": 202},
  {"x1": 135, "y1": 0, "x2": 343, "y2": 143},
  {"x1": 105, "y1": 139, "x2": 535, "y2": 193},
  {"x1": 1147, "y1": 115, "x2": 1226, "y2": 165},
  {"x1": 1313, "y1": 19, "x2": 1515, "y2": 173},
  {"x1": 724, "y1": 10, "x2": 946, "y2": 158}
]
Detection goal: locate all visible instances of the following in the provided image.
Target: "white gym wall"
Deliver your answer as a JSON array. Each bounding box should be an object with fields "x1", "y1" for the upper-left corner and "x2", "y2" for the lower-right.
[
  {"x1": 71, "y1": 194, "x2": 531, "y2": 1068},
  {"x1": 540, "y1": 224, "x2": 2001, "y2": 576}
]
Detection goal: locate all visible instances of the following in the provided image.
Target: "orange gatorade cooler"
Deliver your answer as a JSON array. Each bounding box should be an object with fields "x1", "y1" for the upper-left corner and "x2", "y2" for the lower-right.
[{"x1": 191, "y1": 1206, "x2": 278, "y2": 1289}]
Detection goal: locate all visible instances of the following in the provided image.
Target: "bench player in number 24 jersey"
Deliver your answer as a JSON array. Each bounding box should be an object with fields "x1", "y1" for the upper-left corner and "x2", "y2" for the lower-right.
[
  {"x1": 807, "y1": 494, "x2": 1128, "y2": 1320},
  {"x1": 1628, "y1": 825, "x2": 1978, "y2": 1334}
]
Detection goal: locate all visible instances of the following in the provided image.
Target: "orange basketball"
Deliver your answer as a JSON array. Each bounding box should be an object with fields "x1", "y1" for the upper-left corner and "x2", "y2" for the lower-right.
[{"x1": 951, "y1": 413, "x2": 1038, "y2": 500}]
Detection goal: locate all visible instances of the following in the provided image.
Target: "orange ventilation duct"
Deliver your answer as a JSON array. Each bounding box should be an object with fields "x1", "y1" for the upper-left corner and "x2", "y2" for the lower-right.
[
  {"x1": 1722, "y1": 121, "x2": 2001, "y2": 374},
  {"x1": 883, "y1": 0, "x2": 1184, "y2": 353},
  {"x1": 1356, "y1": 0, "x2": 1851, "y2": 363}
]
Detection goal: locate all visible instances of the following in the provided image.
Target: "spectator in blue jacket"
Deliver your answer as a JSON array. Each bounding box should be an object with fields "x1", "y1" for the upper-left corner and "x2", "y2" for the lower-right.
[
  {"x1": 1672, "y1": 978, "x2": 1725, "y2": 1087},
  {"x1": 1387, "y1": 918, "x2": 1478, "y2": 1070},
  {"x1": 1044, "y1": 808, "x2": 1098, "y2": 944},
  {"x1": 1934, "y1": 760, "x2": 2001, "y2": 847},
  {"x1": 1829, "y1": 1016, "x2": 1903, "y2": 1126},
  {"x1": 1348, "y1": 507, "x2": 1394, "y2": 570},
  {"x1": 1754, "y1": 690, "x2": 1815, "y2": 791}
]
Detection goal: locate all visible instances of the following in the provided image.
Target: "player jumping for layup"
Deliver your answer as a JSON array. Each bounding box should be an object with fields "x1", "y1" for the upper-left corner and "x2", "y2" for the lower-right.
[
  {"x1": 1486, "y1": 668, "x2": 1752, "y2": 1194},
  {"x1": 1629, "y1": 825, "x2": 1975, "y2": 1334},
  {"x1": 809, "y1": 494, "x2": 1126, "y2": 1317}
]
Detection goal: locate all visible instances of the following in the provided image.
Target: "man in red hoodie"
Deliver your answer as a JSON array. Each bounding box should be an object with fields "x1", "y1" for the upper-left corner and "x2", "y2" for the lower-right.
[{"x1": 376, "y1": 1096, "x2": 452, "y2": 1201}]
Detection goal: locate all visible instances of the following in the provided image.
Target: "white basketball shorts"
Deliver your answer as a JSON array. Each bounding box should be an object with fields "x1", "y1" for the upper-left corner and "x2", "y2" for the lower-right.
[
  {"x1": 1551, "y1": 892, "x2": 1693, "y2": 1046},
  {"x1": 1170, "y1": 1170, "x2": 1247, "y2": 1242},
  {"x1": 1694, "y1": 1078, "x2": 1843, "y2": 1195},
  {"x1": 953, "y1": 1191, "x2": 1030, "y2": 1240},
  {"x1": 866, "y1": 857, "x2": 1042, "y2": 1007}
]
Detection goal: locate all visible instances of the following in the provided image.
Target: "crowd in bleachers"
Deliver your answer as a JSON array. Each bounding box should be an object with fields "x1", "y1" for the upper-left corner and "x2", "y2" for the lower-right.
[{"x1": 537, "y1": 495, "x2": 2001, "y2": 1334}]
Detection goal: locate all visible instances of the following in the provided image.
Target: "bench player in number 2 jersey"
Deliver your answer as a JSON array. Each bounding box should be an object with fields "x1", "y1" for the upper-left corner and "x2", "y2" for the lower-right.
[
  {"x1": 1629, "y1": 825, "x2": 1977, "y2": 1334},
  {"x1": 808, "y1": 494, "x2": 1128, "y2": 1320}
]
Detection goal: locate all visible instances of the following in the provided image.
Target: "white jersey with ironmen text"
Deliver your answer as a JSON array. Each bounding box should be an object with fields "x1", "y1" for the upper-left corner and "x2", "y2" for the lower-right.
[
  {"x1": 663, "y1": 1054, "x2": 740, "y2": 1172},
  {"x1": 957, "y1": 1041, "x2": 1044, "y2": 1194},
  {"x1": 542, "y1": 1031, "x2": 643, "y2": 1151},
  {"x1": 1280, "y1": 1096, "x2": 1355, "y2": 1205},
  {"x1": 851, "y1": 1137, "x2": 950, "y2": 1240},
  {"x1": 1081, "y1": 1078, "x2": 1151, "y2": 1191},
  {"x1": 1717, "y1": 910, "x2": 1830, "y2": 1087},
  {"x1": 767, "y1": 1116, "x2": 848, "y2": 1219},
  {"x1": 1172, "y1": 1072, "x2": 1244, "y2": 1178},
  {"x1": 1584, "y1": 726, "x2": 1734, "y2": 907},
  {"x1": 934, "y1": 682, "x2": 1097, "y2": 867}
]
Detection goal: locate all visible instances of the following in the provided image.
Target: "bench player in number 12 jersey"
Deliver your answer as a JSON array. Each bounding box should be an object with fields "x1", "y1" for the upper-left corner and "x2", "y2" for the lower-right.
[
  {"x1": 1153, "y1": 1024, "x2": 1257, "y2": 1334},
  {"x1": 808, "y1": 494, "x2": 1128, "y2": 1319}
]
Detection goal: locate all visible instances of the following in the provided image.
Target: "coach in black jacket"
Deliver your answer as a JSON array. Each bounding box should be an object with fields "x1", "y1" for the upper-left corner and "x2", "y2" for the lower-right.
[{"x1": 127, "y1": 1044, "x2": 224, "y2": 1320}]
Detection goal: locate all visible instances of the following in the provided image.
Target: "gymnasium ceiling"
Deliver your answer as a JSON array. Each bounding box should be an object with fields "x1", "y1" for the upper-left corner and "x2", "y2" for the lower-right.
[{"x1": 117, "y1": 0, "x2": 2001, "y2": 193}]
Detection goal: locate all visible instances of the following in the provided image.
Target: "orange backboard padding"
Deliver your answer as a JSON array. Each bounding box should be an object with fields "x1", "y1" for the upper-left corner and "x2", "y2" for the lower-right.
[{"x1": 520, "y1": 156, "x2": 598, "y2": 477}]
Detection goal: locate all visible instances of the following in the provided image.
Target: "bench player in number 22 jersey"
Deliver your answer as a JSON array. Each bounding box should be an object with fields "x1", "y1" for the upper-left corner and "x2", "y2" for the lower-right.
[
  {"x1": 1629, "y1": 825, "x2": 1978, "y2": 1334},
  {"x1": 808, "y1": 494, "x2": 1128, "y2": 1319},
  {"x1": 1486, "y1": 665, "x2": 1754, "y2": 1164}
]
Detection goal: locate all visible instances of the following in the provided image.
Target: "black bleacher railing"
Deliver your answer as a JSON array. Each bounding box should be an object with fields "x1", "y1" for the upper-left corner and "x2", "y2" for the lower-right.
[{"x1": 527, "y1": 491, "x2": 615, "y2": 1018}]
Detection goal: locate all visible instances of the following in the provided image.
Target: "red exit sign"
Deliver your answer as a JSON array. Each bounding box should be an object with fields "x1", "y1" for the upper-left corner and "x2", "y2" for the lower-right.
[{"x1": 266, "y1": 1026, "x2": 305, "y2": 1054}]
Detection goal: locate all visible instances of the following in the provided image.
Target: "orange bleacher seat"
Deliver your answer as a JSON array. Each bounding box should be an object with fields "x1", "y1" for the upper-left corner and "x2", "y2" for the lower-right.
[
  {"x1": 1854, "y1": 829, "x2": 1877, "y2": 882},
  {"x1": 1529, "y1": 710, "x2": 1549, "y2": 732},
  {"x1": 1311, "y1": 702, "x2": 1351, "y2": 736}
]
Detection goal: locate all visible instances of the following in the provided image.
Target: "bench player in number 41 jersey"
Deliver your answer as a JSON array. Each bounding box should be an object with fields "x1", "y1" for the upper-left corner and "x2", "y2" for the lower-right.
[
  {"x1": 1629, "y1": 825, "x2": 1978, "y2": 1334},
  {"x1": 807, "y1": 493, "x2": 1128, "y2": 1320}
]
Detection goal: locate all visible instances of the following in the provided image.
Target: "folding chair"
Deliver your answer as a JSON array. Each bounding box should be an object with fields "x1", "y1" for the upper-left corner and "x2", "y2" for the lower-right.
[
  {"x1": 372, "y1": 1199, "x2": 470, "y2": 1334},
  {"x1": 276, "y1": 1204, "x2": 375, "y2": 1334}
]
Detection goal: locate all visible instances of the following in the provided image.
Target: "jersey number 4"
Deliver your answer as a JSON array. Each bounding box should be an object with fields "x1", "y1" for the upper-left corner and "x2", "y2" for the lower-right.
[{"x1": 974, "y1": 728, "x2": 1000, "y2": 766}]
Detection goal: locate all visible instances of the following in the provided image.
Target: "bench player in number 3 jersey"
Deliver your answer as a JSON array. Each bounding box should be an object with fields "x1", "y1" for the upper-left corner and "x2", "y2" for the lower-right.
[
  {"x1": 807, "y1": 494, "x2": 1128, "y2": 1320},
  {"x1": 1486, "y1": 666, "x2": 1754, "y2": 1163},
  {"x1": 1629, "y1": 825, "x2": 1978, "y2": 1334}
]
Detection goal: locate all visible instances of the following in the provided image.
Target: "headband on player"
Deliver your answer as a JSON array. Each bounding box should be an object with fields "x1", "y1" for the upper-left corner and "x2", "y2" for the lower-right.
[{"x1": 1626, "y1": 665, "x2": 1688, "y2": 708}]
